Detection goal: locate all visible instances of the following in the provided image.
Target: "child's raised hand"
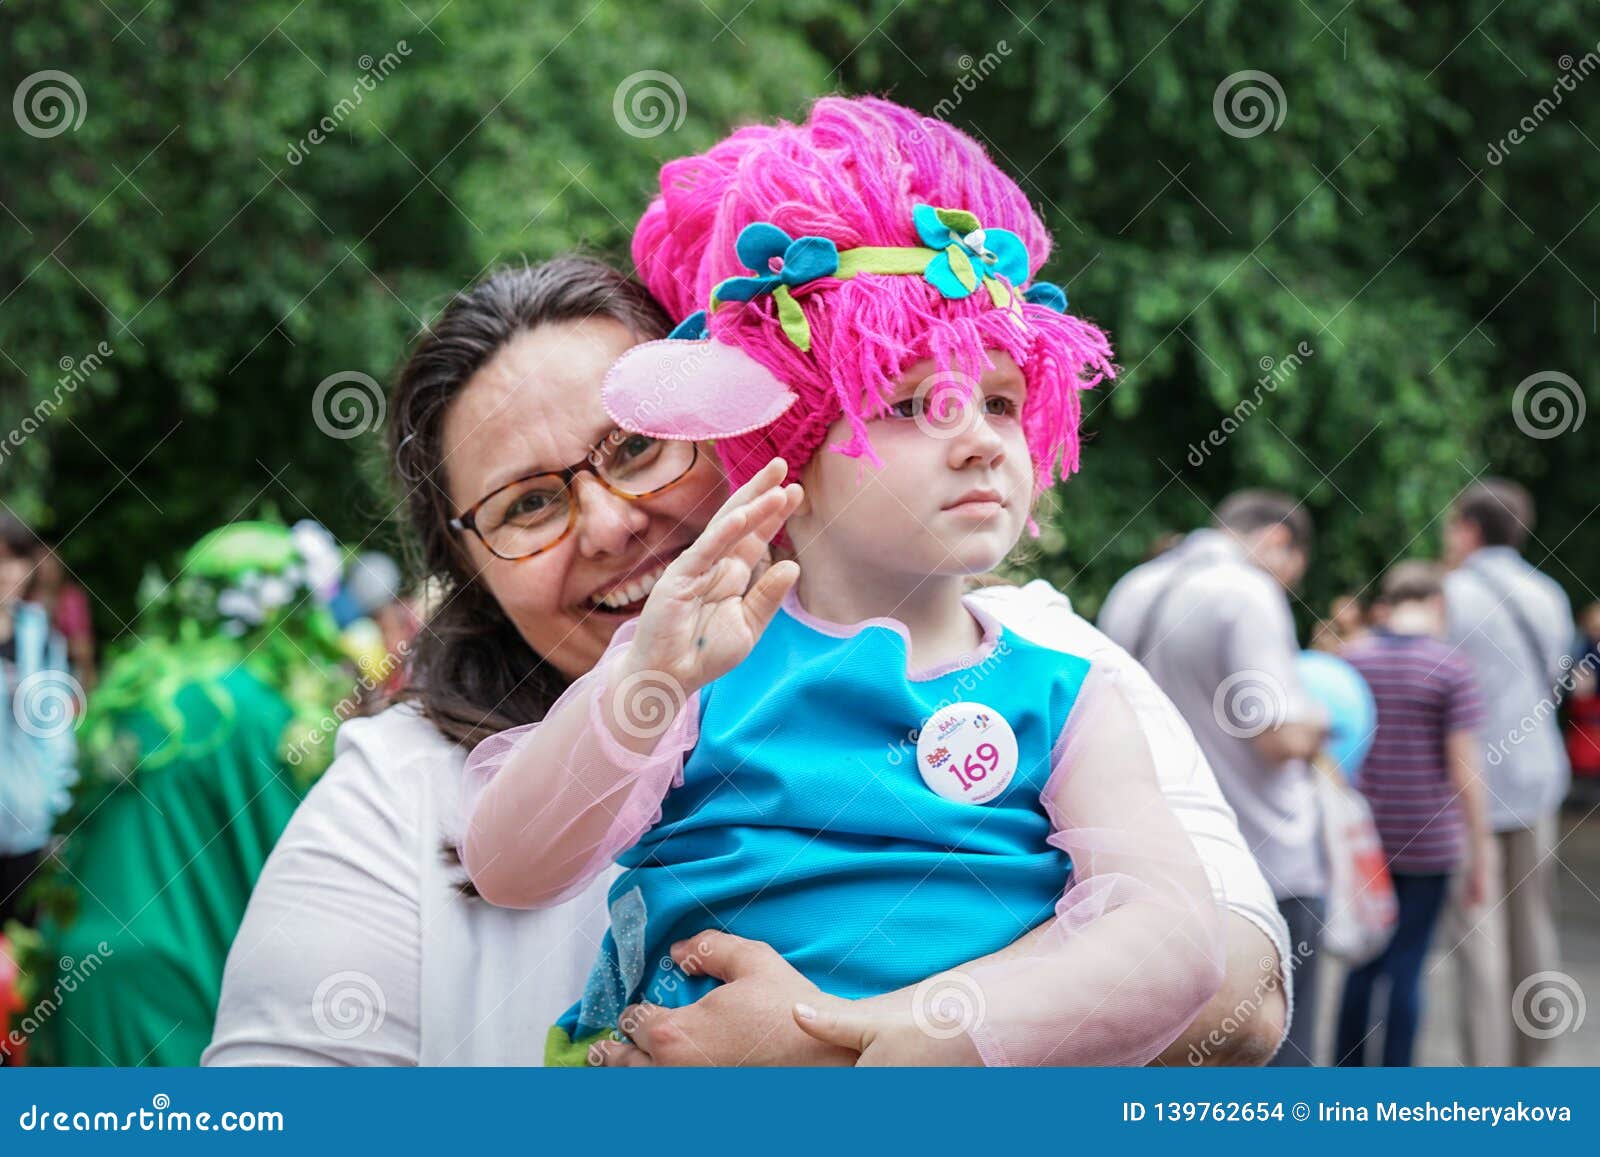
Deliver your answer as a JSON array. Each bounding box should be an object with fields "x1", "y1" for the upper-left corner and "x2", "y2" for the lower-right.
[{"x1": 620, "y1": 457, "x2": 802, "y2": 698}]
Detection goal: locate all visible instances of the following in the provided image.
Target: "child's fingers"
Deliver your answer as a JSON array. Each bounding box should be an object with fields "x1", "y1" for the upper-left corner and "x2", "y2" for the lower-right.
[
  {"x1": 724, "y1": 456, "x2": 788, "y2": 508},
  {"x1": 704, "y1": 457, "x2": 787, "y2": 531},
  {"x1": 680, "y1": 484, "x2": 796, "y2": 584},
  {"x1": 675, "y1": 480, "x2": 794, "y2": 580},
  {"x1": 748, "y1": 483, "x2": 803, "y2": 543},
  {"x1": 720, "y1": 484, "x2": 803, "y2": 573},
  {"x1": 740, "y1": 559, "x2": 800, "y2": 636},
  {"x1": 674, "y1": 504, "x2": 750, "y2": 579}
]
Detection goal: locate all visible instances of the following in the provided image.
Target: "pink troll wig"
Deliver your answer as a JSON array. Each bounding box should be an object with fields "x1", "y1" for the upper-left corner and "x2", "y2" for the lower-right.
[{"x1": 629, "y1": 95, "x2": 1115, "y2": 493}]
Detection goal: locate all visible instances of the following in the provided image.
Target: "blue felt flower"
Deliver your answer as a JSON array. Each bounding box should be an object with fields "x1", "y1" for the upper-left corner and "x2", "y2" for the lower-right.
[
  {"x1": 710, "y1": 223, "x2": 841, "y2": 351},
  {"x1": 668, "y1": 310, "x2": 708, "y2": 340},
  {"x1": 912, "y1": 204, "x2": 1031, "y2": 303},
  {"x1": 1022, "y1": 281, "x2": 1068, "y2": 313}
]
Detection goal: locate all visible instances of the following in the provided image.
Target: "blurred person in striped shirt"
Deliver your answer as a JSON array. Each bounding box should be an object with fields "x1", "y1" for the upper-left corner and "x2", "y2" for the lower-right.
[{"x1": 1335, "y1": 561, "x2": 1490, "y2": 1066}]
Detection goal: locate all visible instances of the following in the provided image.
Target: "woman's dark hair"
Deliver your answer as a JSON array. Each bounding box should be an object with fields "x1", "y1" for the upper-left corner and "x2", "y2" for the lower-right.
[{"x1": 388, "y1": 256, "x2": 672, "y2": 751}]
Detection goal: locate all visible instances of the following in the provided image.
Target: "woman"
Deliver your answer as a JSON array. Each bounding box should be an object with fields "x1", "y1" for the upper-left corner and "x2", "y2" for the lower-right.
[{"x1": 205, "y1": 257, "x2": 1289, "y2": 1066}]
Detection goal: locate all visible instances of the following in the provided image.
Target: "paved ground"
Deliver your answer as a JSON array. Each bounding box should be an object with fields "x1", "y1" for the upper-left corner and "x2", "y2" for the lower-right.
[{"x1": 1312, "y1": 798, "x2": 1600, "y2": 1065}]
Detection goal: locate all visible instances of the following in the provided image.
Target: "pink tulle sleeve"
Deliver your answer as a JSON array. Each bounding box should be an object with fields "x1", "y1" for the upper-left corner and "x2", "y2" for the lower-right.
[
  {"x1": 460, "y1": 619, "x2": 700, "y2": 909},
  {"x1": 959, "y1": 663, "x2": 1227, "y2": 1066}
]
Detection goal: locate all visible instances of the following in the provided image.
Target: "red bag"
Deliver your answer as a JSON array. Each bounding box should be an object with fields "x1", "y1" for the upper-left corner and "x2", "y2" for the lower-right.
[
  {"x1": 1565, "y1": 694, "x2": 1600, "y2": 779},
  {"x1": 1315, "y1": 757, "x2": 1398, "y2": 965}
]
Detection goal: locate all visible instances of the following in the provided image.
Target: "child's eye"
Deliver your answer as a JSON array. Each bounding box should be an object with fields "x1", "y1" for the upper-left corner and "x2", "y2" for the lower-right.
[
  {"x1": 887, "y1": 397, "x2": 922, "y2": 419},
  {"x1": 983, "y1": 395, "x2": 1019, "y2": 418}
]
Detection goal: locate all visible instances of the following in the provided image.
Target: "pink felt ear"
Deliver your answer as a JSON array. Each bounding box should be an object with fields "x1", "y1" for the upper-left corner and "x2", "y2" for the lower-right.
[{"x1": 601, "y1": 338, "x2": 798, "y2": 441}]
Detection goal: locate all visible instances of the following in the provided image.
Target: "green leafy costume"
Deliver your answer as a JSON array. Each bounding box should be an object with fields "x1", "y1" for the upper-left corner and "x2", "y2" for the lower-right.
[{"x1": 36, "y1": 521, "x2": 353, "y2": 1066}]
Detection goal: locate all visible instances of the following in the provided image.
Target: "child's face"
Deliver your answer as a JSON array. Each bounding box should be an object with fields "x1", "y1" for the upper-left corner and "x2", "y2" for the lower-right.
[{"x1": 791, "y1": 351, "x2": 1033, "y2": 582}]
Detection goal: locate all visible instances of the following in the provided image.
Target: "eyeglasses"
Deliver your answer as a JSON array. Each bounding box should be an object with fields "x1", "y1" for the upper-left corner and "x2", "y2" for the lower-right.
[{"x1": 450, "y1": 431, "x2": 700, "y2": 561}]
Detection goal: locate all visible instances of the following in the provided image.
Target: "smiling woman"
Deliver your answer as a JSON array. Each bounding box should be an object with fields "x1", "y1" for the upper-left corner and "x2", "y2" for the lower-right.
[
  {"x1": 205, "y1": 255, "x2": 1291, "y2": 1068},
  {"x1": 390, "y1": 259, "x2": 724, "y2": 746}
]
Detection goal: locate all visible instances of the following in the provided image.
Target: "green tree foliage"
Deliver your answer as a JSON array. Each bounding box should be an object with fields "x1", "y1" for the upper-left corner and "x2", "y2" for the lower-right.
[
  {"x1": 2, "y1": 0, "x2": 832, "y2": 629},
  {"x1": 833, "y1": 0, "x2": 1596, "y2": 619},
  {"x1": 3, "y1": 0, "x2": 1595, "y2": 635}
]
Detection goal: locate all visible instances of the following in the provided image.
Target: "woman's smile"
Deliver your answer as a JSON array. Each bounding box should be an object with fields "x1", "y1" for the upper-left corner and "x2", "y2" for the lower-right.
[{"x1": 585, "y1": 545, "x2": 688, "y2": 613}]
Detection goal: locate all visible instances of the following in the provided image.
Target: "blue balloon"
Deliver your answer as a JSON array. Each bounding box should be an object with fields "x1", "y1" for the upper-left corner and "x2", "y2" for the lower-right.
[{"x1": 1296, "y1": 649, "x2": 1376, "y2": 780}]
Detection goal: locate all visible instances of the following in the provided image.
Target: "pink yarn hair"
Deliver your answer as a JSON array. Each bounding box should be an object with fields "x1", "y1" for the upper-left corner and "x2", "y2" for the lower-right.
[{"x1": 631, "y1": 96, "x2": 1115, "y2": 493}]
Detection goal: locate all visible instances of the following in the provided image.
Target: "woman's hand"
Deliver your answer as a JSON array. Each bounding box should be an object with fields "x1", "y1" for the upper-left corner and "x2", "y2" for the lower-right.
[
  {"x1": 619, "y1": 457, "x2": 802, "y2": 698},
  {"x1": 588, "y1": 931, "x2": 857, "y2": 1067}
]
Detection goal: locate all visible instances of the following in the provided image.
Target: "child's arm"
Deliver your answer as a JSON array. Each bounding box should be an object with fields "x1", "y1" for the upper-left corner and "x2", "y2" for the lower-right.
[
  {"x1": 797, "y1": 662, "x2": 1226, "y2": 1065},
  {"x1": 460, "y1": 620, "x2": 702, "y2": 909},
  {"x1": 461, "y1": 459, "x2": 803, "y2": 909}
]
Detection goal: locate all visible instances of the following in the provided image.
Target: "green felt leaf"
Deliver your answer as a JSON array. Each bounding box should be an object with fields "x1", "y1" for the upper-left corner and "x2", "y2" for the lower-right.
[
  {"x1": 947, "y1": 245, "x2": 979, "y2": 292},
  {"x1": 935, "y1": 207, "x2": 982, "y2": 235},
  {"x1": 774, "y1": 285, "x2": 812, "y2": 351}
]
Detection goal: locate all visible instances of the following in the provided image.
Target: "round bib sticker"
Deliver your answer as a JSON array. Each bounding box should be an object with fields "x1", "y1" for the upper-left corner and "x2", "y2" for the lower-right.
[{"x1": 915, "y1": 702, "x2": 1019, "y2": 804}]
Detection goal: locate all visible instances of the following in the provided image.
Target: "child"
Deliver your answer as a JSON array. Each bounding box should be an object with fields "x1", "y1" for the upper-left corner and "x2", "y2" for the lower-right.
[
  {"x1": 463, "y1": 97, "x2": 1223, "y2": 1067},
  {"x1": 1335, "y1": 562, "x2": 1490, "y2": 1066}
]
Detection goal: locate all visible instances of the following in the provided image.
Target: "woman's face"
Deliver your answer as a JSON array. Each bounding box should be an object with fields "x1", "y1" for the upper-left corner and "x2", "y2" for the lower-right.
[{"x1": 441, "y1": 317, "x2": 727, "y2": 681}]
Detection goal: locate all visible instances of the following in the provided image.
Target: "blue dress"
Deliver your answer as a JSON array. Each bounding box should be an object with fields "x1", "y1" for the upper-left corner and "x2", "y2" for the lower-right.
[{"x1": 547, "y1": 597, "x2": 1093, "y2": 1062}]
